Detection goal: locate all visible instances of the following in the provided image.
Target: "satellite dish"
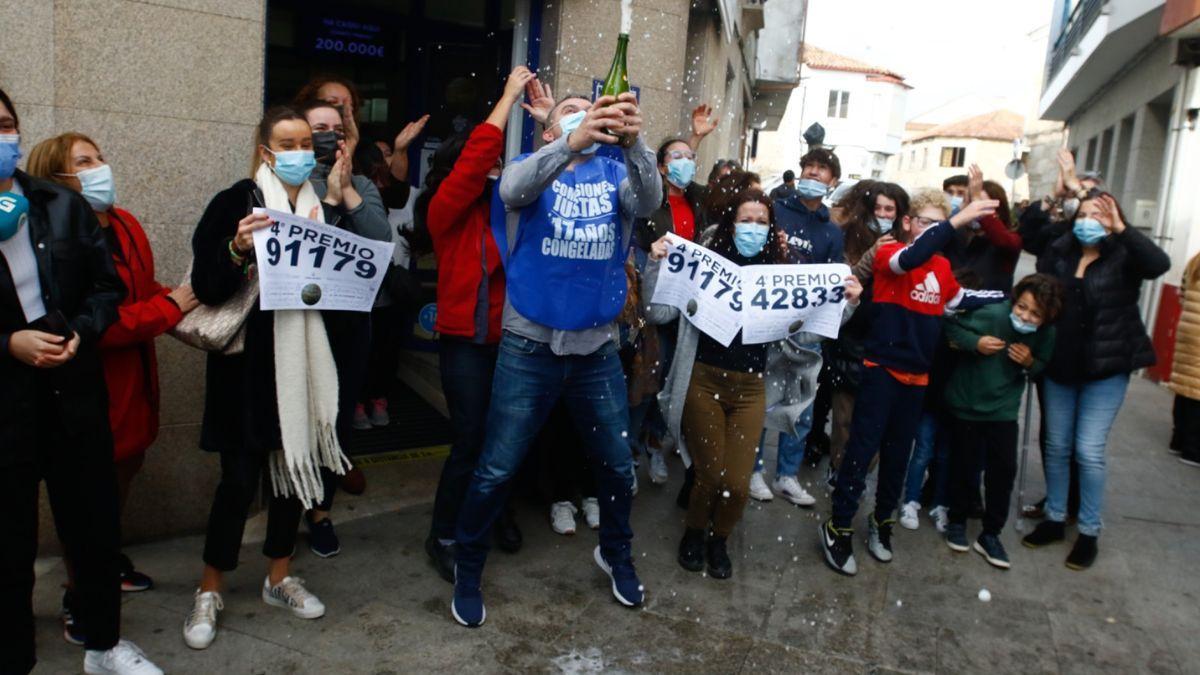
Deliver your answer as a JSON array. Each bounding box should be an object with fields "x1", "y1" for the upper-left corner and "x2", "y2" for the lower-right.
[{"x1": 1005, "y1": 159, "x2": 1026, "y2": 180}]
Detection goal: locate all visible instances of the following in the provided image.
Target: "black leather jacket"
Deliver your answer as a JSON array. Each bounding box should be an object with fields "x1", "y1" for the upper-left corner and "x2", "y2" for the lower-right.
[{"x1": 1, "y1": 170, "x2": 124, "y2": 467}]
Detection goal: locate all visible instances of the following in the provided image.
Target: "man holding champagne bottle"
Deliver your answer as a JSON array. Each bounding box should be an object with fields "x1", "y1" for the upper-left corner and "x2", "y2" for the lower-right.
[{"x1": 449, "y1": 90, "x2": 660, "y2": 628}]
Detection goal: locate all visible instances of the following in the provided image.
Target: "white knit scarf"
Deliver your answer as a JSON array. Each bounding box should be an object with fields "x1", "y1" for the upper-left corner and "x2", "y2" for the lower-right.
[{"x1": 254, "y1": 162, "x2": 349, "y2": 507}]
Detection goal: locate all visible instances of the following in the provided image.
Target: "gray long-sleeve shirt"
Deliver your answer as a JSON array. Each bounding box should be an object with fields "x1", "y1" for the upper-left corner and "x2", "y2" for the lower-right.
[{"x1": 498, "y1": 135, "x2": 661, "y2": 355}]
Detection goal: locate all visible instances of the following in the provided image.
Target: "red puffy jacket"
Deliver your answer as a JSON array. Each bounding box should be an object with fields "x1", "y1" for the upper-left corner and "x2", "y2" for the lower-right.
[
  {"x1": 99, "y1": 208, "x2": 183, "y2": 461},
  {"x1": 428, "y1": 122, "x2": 506, "y2": 342}
]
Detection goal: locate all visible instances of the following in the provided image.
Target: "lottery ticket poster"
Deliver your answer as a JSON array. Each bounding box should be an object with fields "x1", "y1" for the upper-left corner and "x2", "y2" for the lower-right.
[
  {"x1": 252, "y1": 208, "x2": 395, "y2": 312},
  {"x1": 740, "y1": 263, "x2": 852, "y2": 344},
  {"x1": 651, "y1": 234, "x2": 743, "y2": 346}
]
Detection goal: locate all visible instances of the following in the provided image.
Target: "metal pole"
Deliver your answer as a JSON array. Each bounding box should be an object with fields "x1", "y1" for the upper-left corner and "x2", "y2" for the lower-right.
[{"x1": 1014, "y1": 378, "x2": 1035, "y2": 532}]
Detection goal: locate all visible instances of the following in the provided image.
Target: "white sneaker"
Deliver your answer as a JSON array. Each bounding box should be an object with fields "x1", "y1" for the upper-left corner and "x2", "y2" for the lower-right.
[
  {"x1": 899, "y1": 501, "x2": 921, "y2": 531},
  {"x1": 773, "y1": 475, "x2": 816, "y2": 507},
  {"x1": 183, "y1": 589, "x2": 223, "y2": 649},
  {"x1": 749, "y1": 472, "x2": 774, "y2": 502},
  {"x1": 550, "y1": 501, "x2": 577, "y2": 534},
  {"x1": 582, "y1": 497, "x2": 601, "y2": 529},
  {"x1": 262, "y1": 576, "x2": 325, "y2": 619},
  {"x1": 84, "y1": 640, "x2": 163, "y2": 675},
  {"x1": 929, "y1": 505, "x2": 949, "y2": 533},
  {"x1": 648, "y1": 449, "x2": 669, "y2": 484}
]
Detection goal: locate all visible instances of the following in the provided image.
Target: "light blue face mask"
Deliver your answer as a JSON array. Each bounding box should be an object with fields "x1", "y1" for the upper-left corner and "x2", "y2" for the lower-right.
[
  {"x1": 0, "y1": 134, "x2": 21, "y2": 180},
  {"x1": 265, "y1": 148, "x2": 316, "y2": 186},
  {"x1": 795, "y1": 178, "x2": 827, "y2": 200},
  {"x1": 875, "y1": 217, "x2": 893, "y2": 234},
  {"x1": 948, "y1": 194, "x2": 964, "y2": 216},
  {"x1": 733, "y1": 222, "x2": 769, "y2": 257},
  {"x1": 1010, "y1": 312, "x2": 1038, "y2": 335},
  {"x1": 666, "y1": 158, "x2": 696, "y2": 189},
  {"x1": 59, "y1": 164, "x2": 116, "y2": 211},
  {"x1": 554, "y1": 110, "x2": 598, "y2": 155},
  {"x1": 1073, "y1": 217, "x2": 1108, "y2": 245},
  {"x1": 0, "y1": 191, "x2": 29, "y2": 241}
]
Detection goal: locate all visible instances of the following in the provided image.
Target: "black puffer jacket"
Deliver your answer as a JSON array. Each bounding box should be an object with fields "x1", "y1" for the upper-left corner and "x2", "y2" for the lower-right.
[{"x1": 1035, "y1": 226, "x2": 1170, "y2": 378}]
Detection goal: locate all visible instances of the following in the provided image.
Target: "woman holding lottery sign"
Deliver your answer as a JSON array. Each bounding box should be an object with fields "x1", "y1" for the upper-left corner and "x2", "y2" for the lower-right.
[{"x1": 644, "y1": 189, "x2": 862, "y2": 580}]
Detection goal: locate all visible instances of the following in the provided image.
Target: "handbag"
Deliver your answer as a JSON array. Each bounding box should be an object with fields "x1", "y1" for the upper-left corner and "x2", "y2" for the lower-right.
[
  {"x1": 169, "y1": 187, "x2": 264, "y2": 355},
  {"x1": 169, "y1": 259, "x2": 257, "y2": 355}
]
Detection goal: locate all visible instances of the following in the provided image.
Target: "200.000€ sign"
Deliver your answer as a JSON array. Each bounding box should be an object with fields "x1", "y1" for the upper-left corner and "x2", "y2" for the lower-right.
[{"x1": 252, "y1": 207, "x2": 395, "y2": 312}]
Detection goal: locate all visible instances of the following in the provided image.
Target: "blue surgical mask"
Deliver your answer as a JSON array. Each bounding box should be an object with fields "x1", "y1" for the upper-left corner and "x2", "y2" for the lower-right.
[
  {"x1": 555, "y1": 110, "x2": 598, "y2": 155},
  {"x1": 1073, "y1": 218, "x2": 1107, "y2": 245},
  {"x1": 948, "y1": 194, "x2": 964, "y2": 216},
  {"x1": 1010, "y1": 312, "x2": 1038, "y2": 335},
  {"x1": 59, "y1": 164, "x2": 116, "y2": 211},
  {"x1": 0, "y1": 134, "x2": 21, "y2": 180},
  {"x1": 733, "y1": 222, "x2": 769, "y2": 257},
  {"x1": 666, "y1": 158, "x2": 696, "y2": 189},
  {"x1": 0, "y1": 191, "x2": 29, "y2": 241},
  {"x1": 265, "y1": 148, "x2": 316, "y2": 186},
  {"x1": 875, "y1": 217, "x2": 893, "y2": 234},
  {"x1": 795, "y1": 178, "x2": 827, "y2": 200}
]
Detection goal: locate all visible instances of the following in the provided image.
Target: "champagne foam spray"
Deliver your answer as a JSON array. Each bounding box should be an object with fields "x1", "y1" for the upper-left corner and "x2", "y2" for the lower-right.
[{"x1": 620, "y1": 0, "x2": 632, "y2": 34}]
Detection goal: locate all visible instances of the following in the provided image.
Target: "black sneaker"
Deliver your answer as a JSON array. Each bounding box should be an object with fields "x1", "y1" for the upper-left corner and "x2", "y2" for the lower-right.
[
  {"x1": 306, "y1": 517, "x2": 341, "y2": 558},
  {"x1": 494, "y1": 507, "x2": 523, "y2": 554},
  {"x1": 1021, "y1": 520, "x2": 1066, "y2": 548},
  {"x1": 1179, "y1": 454, "x2": 1200, "y2": 468},
  {"x1": 819, "y1": 519, "x2": 857, "y2": 576},
  {"x1": 677, "y1": 528, "x2": 705, "y2": 572},
  {"x1": 425, "y1": 536, "x2": 455, "y2": 583},
  {"x1": 945, "y1": 522, "x2": 970, "y2": 552},
  {"x1": 119, "y1": 553, "x2": 153, "y2": 593},
  {"x1": 706, "y1": 536, "x2": 732, "y2": 579},
  {"x1": 1065, "y1": 534, "x2": 1098, "y2": 570},
  {"x1": 866, "y1": 516, "x2": 894, "y2": 563},
  {"x1": 974, "y1": 533, "x2": 1011, "y2": 569},
  {"x1": 61, "y1": 590, "x2": 85, "y2": 646}
]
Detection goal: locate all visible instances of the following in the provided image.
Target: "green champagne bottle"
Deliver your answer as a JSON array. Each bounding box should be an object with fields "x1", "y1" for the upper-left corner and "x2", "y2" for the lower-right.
[
  {"x1": 600, "y1": 33, "x2": 630, "y2": 98},
  {"x1": 600, "y1": 33, "x2": 630, "y2": 138}
]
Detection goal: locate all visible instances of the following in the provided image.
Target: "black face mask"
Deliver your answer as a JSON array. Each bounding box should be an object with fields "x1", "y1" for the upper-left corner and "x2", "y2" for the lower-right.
[{"x1": 312, "y1": 131, "x2": 342, "y2": 166}]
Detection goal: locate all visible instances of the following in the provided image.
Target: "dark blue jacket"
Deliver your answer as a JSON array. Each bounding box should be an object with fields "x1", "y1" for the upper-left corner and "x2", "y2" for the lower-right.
[{"x1": 774, "y1": 194, "x2": 844, "y2": 264}]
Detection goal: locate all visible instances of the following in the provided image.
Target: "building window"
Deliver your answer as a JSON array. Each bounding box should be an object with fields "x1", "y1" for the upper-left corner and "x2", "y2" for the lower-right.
[
  {"x1": 922, "y1": 147, "x2": 928, "y2": 169},
  {"x1": 940, "y1": 146, "x2": 965, "y2": 168},
  {"x1": 827, "y1": 90, "x2": 849, "y2": 119}
]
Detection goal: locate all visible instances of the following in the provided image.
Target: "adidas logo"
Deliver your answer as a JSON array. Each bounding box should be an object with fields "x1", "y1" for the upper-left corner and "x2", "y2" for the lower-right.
[{"x1": 910, "y1": 271, "x2": 941, "y2": 304}]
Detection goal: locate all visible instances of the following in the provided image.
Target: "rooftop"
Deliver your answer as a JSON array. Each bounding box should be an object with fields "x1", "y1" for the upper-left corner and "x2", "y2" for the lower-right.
[
  {"x1": 907, "y1": 109, "x2": 1026, "y2": 143},
  {"x1": 801, "y1": 44, "x2": 908, "y2": 84}
]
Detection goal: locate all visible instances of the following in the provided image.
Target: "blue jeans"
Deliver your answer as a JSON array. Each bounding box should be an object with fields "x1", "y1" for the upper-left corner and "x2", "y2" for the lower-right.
[
  {"x1": 1041, "y1": 374, "x2": 1129, "y2": 537},
  {"x1": 429, "y1": 339, "x2": 498, "y2": 542},
  {"x1": 902, "y1": 411, "x2": 950, "y2": 508},
  {"x1": 454, "y1": 332, "x2": 635, "y2": 578},
  {"x1": 756, "y1": 405, "x2": 813, "y2": 478},
  {"x1": 831, "y1": 366, "x2": 925, "y2": 529}
]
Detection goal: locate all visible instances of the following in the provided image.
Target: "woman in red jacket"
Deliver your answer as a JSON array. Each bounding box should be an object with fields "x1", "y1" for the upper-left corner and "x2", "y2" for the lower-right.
[
  {"x1": 416, "y1": 66, "x2": 535, "y2": 582},
  {"x1": 27, "y1": 133, "x2": 198, "y2": 636}
]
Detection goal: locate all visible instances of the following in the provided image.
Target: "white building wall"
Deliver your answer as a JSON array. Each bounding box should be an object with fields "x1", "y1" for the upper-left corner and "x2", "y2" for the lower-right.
[{"x1": 751, "y1": 64, "x2": 907, "y2": 181}]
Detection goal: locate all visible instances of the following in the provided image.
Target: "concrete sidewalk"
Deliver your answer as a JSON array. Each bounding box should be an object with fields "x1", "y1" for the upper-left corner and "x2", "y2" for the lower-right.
[{"x1": 30, "y1": 376, "x2": 1199, "y2": 673}]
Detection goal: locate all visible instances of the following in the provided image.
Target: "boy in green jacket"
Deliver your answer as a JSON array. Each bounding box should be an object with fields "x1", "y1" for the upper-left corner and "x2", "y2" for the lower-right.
[{"x1": 942, "y1": 273, "x2": 1062, "y2": 569}]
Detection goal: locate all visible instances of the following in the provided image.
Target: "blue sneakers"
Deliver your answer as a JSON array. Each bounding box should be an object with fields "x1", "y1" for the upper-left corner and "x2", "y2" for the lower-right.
[
  {"x1": 593, "y1": 546, "x2": 644, "y2": 607},
  {"x1": 451, "y1": 566, "x2": 486, "y2": 628},
  {"x1": 945, "y1": 522, "x2": 970, "y2": 553}
]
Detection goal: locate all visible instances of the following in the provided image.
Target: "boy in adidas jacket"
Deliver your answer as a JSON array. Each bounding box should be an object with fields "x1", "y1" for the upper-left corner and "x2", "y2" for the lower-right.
[{"x1": 821, "y1": 188, "x2": 1004, "y2": 576}]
